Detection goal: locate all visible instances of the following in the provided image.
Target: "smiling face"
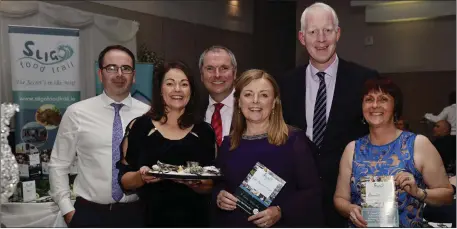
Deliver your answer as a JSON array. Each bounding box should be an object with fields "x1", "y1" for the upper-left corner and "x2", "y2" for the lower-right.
[
  {"x1": 97, "y1": 49, "x2": 135, "y2": 100},
  {"x1": 298, "y1": 7, "x2": 340, "y2": 69},
  {"x1": 161, "y1": 68, "x2": 191, "y2": 112},
  {"x1": 362, "y1": 90, "x2": 396, "y2": 127},
  {"x1": 201, "y1": 50, "x2": 236, "y2": 102},
  {"x1": 238, "y1": 78, "x2": 275, "y2": 125}
]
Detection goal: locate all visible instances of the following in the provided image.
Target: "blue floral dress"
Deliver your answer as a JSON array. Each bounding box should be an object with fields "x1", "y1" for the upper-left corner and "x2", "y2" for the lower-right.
[{"x1": 350, "y1": 131, "x2": 426, "y2": 227}]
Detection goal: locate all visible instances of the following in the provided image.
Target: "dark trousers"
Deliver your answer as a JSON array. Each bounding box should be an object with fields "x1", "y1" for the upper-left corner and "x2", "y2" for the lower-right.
[{"x1": 69, "y1": 197, "x2": 144, "y2": 228}]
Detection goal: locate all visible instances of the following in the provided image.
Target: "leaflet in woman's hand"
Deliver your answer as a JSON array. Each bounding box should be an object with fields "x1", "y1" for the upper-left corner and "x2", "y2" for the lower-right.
[
  {"x1": 235, "y1": 162, "x2": 286, "y2": 215},
  {"x1": 360, "y1": 175, "x2": 399, "y2": 227}
]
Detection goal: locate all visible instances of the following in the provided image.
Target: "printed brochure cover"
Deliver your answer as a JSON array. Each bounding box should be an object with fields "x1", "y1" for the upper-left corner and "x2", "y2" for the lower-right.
[
  {"x1": 360, "y1": 175, "x2": 399, "y2": 227},
  {"x1": 235, "y1": 162, "x2": 286, "y2": 215}
]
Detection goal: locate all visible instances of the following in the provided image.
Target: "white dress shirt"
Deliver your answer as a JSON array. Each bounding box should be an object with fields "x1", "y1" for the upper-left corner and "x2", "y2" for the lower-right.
[
  {"x1": 425, "y1": 104, "x2": 456, "y2": 135},
  {"x1": 205, "y1": 90, "x2": 235, "y2": 138},
  {"x1": 49, "y1": 92, "x2": 150, "y2": 216},
  {"x1": 305, "y1": 56, "x2": 339, "y2": 141}
]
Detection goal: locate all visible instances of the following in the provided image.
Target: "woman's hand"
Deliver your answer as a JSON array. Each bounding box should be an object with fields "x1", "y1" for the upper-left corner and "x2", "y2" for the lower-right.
[
  {"x1": 395, "y1": 171, "x2": 422, "y2": 199},
  {"x1": 348, "y1": 204, "x2": 367, "y2": 228},
  {"x1": 247, "y1": 206, "x2": 281, "y2": 228},
  {"x1": 139, "y1": 166, "x2": 161, "y2": 184},
  {"x1": 216, "y1": 190, "x2": 238, "y2": 211}
]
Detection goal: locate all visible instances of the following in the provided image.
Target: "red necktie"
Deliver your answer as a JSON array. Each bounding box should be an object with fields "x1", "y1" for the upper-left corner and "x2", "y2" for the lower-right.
[{"x1": 211, "y1": 103, "x2": 224, "y2": 146}]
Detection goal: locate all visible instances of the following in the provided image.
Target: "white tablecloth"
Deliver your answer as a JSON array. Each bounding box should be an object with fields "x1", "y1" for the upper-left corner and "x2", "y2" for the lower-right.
[{"x1": 2, "y1": 202, "x2": 67, "y2": 227}]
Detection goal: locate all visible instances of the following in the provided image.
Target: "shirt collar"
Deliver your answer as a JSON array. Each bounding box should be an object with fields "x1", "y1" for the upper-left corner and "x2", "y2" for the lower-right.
[
  {"x1": 309, "y1": 55, "x2": 339, "y2": 81},
  {"x1": 100, "y1": 91, "x2": 133, "y2": 109},
  {"x1": 208, "y1": 89, "x2": 235, "y2": 108}
]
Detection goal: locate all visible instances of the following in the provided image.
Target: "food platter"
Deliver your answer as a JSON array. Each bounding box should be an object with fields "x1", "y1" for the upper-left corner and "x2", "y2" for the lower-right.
[
  {"x1": 147, "y1": 170, "x2": 221, "y2": 180},
  {"x1": 147, "y1": 161, "x2": 221, "y2": 180}
]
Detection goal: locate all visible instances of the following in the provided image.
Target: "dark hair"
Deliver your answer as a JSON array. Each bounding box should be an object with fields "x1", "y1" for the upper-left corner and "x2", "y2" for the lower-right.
[
  {"x1": 145, "y1": 61, "x2": 200, "y2": 129},
  {"x1": 98, "y1": 45, "x2": 136, "y2": 70},
  {"x1": 449, "y1": 91, "x2": 456, "y2": 105},
  {"x1": 362, "y1": 77, "x2": 403, "y2": 120}
]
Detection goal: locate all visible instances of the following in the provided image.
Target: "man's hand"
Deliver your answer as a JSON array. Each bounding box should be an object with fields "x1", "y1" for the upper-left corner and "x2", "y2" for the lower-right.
[{"x1": 64, "y1": 210, "x2": 75, "y2": 225}]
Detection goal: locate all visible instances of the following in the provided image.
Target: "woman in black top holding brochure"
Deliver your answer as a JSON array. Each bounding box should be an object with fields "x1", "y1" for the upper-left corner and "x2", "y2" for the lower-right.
[
  {"x1": 117, "y1": 62, "x2": 216, "y2": 227},
  {"x1": 334, "y1": 78, "x2": 453, "y2": 227},
  {"x1": 212, "y1": 69, "x2": 324, "y2": 227}
]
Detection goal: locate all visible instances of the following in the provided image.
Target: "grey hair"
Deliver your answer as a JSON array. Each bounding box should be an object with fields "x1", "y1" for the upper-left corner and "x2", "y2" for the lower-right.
[
  {"x1": 300, "y1": 2, "x2": 339, "y2": 31},
  {"x1": 198, "y1": 45, "x2": 237, "y2": 70}
]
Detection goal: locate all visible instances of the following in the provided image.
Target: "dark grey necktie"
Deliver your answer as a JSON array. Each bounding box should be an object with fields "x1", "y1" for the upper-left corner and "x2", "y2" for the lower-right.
[{"x1": 313, "y1": 72, "x2": 327, "y2": 148}]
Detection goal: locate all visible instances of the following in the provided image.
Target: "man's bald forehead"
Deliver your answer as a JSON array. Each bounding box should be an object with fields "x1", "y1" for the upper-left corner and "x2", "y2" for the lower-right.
[{"x1": 438, "y1": 120, "x2": 451, "y2": 131}]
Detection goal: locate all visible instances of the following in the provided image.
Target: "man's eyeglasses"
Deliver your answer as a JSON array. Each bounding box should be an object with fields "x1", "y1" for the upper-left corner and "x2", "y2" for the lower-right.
[
  {"x1": 102, "y1": 64, "x2": 134, "y2": 74},
  {"x1": 203, "y1": 65, "x2": 233, "y2": 74}
]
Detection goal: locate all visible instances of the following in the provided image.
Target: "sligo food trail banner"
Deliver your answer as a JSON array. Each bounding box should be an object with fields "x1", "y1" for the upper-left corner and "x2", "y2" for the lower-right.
[{"x1": 9, "y1": 25, "x2": 80, "y2": 180}]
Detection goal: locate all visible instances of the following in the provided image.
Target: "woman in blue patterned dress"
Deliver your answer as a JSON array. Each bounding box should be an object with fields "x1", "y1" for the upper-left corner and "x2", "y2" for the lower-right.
[{"x1": 333, "y1": 77, "x2": 454, "y2": 227}]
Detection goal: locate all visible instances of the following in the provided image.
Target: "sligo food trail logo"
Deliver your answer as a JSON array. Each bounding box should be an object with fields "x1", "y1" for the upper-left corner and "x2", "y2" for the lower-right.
[{"x1": 17, "y1": 41, "x2": 75, "y2": 74}]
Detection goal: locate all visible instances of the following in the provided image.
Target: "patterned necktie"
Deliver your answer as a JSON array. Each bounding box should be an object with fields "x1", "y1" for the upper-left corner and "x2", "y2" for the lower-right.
[
  {"x1": 211, "y1": 103, "x2": 224, "y2": 146},
  {"x1": 111, "y1": 103, "x2": 124, "y2": 202},
  {"x1": 313, "y1": 72, "x2": 327, "y2": 149}
]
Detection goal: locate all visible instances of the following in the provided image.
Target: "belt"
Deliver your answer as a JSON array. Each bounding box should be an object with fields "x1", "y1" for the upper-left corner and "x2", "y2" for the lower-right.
[{"x1": 76, "y1": 197, "x2": 138, "y2": 211}]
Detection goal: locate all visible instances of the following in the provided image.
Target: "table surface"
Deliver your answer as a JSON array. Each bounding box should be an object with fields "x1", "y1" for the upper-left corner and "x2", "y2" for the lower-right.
[{"x1": 2, "y1": 201, "x2": 67, "y2": 227}]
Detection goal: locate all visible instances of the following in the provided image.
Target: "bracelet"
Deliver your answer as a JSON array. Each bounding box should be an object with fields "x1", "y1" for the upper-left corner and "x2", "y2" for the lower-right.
[{"x1": 419, "y1": 188, "x2": 428, "y2": 202}]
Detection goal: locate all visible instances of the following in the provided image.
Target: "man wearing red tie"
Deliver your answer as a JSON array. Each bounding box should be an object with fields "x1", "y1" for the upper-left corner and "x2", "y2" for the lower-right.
[{"x1": 199, "y1": 46, "x2": 237, "y2": 146}]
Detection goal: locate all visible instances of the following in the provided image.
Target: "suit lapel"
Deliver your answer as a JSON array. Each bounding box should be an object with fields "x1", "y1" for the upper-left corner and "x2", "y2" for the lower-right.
[
  {"x1": 297, "y1": 65, "x2": 308, "y2": 130},
  {"x1": 201, "y1": 96, "x2": 210, "y2": 122},
  {"x1": 322, "y1": 59, "x2": 350, "y2": 148}
]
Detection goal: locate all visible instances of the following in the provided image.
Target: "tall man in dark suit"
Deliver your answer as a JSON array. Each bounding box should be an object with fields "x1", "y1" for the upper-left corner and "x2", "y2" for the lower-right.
[{"x1": 276, "y1": 2, "x2": 379, "y2": 227}]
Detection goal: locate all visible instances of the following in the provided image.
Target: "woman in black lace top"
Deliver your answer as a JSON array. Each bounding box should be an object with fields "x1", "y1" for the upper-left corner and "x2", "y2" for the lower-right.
[{"x1": 117, "y1": 61, "x2": 216, "y2": 227}]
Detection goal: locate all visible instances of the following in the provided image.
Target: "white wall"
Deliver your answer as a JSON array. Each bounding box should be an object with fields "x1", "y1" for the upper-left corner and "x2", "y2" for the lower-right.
[{"x1": 91, "y1": 0, "x2": 254, "y2": 34}]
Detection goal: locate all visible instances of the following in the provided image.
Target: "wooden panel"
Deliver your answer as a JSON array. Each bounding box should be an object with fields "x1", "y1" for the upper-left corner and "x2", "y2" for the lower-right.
[
  {"x1": 162, "y1": 18, "x2": 197, "y2": 72},
  {"x1": 382, "y1": 71, "x2": 456, "y2": 136},
  {"x1": 193, "y1": 25, "x2": 253, "y2": 74},
  {"x1": 136, "y1": 14, "x2": 164, "y2": 57}
]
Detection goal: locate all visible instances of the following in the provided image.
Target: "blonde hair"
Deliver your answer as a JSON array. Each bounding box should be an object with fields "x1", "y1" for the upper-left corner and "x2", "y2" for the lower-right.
[
  {"x1": 230, "y1": 69, "x2": 289, "y2": 151},
  {"x1": 300, "y1": 2, "x2": 339, "y2": 31}
]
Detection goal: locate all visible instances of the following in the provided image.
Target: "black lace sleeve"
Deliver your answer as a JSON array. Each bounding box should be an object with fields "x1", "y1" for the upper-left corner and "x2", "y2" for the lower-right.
[{"x1": 116, "y1": 116, "x2": 144, "y2": 191}]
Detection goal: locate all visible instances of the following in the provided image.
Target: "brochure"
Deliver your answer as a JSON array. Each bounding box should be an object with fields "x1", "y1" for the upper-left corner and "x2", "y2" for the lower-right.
[
  {"x1": 360, "y1": 175, "x2": 399, "y2": 227},
  {"x1": 235, "y1": 162, "x2": 286, "y2": 215}
]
